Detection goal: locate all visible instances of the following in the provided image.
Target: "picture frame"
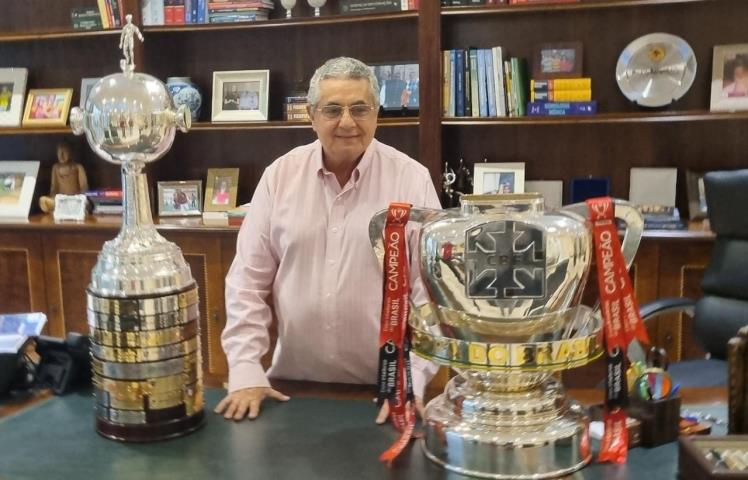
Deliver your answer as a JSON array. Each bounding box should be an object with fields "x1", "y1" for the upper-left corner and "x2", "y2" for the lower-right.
[
  {"x1": 368, "y1": 62, "x2": 419, "y2": 115},
  {"x1": 525, "y1": 180, "x2": 563, "y2": 209},
  {"x1": 79, "y1": 77, "x2": 101, "y2": 108},
  {"x1": 0, "y1": 68, "x2": 28, "y2": 127},
  {"x1": 569, "y1": 176, "x2": 610, "y2": 204},
  {"x1": 204, "y1": 168, "x2": 239, "y2": 212},
  {"x1": 473, "y1": 162, "x2": 525, "y2": 194},
  {"x1": 53, "y1": 194, "x2": 87, "y2": 222},
  {"x1": 629, "y1": 167, "x2": 677, "y2": 207},
  {"x1": 533, "y1": 42, "x2": 584, "y2": 80},
  {"x1": 22, "y1": 88, "x2": 73, "y2": 127},
  {"x1": 686, "y1": 170, "x2": 709, "y2": 220},
  {"x1": 157, "y1": 180, "x2": 203, "y2": 217},
  {"x1": 710, "y1": 44, "x2": 748, "y2": 112},
  {"x1": 212, "y1": 70, "x2": 269, "y2": 122},
  {"x1": 0, "y1": 161, "x2": 40, "y2": 219},
  {"x1": 678, "y1": 435, "x2": 748, "y2": 478}
]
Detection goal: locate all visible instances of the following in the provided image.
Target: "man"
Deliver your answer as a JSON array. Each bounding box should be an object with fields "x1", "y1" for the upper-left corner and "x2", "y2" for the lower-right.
[{"x1": 216, "y1": 57, "x2": 440, "y2": 422}]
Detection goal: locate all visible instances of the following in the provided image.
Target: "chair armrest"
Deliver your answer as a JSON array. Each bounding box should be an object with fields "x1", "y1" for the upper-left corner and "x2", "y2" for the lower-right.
[{"x1": 640, "y1": 297, "x2": 696, "y2": 321}]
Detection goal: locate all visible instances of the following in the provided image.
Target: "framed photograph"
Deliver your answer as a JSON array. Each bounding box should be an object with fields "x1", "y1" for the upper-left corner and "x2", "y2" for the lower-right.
[
  {"x1": 686, "y1": 170, "x2": 709, "y2": 220},
  {"x1": 368, "y1": 62, "x2": 419, "y2": 114},
  {"x1": 525, "y1": 180, "x2": 563, "y2": 209},
  {"x1": 53, "y1": 194, "x2": 87, "y2": 222},
  {"x1": 79, "y1": 77, "x2": 101, "y2": 108},
  {"x1": 533, "y1": 42, "x2": 584, "y2": 80},
  {"x1": 0, "y1": 161, "x2": 40, "y2": 219},
  {"x1": 629, "y1": 167, "x2": 677, "y2": 207},
  {"x1": 0, "y1": 68, "x2": 28, "y2": 127},
  {"x1": 157, "y1": 180, "x2": 202, "y2": 217},
  {"x1": 710, "y1": 44, "x2": 748, "y2": 112},
  {"x1": 204, "y1": 168, "x2": 239, "y2": 212},
  {"x1": 212, "y1": 70, "x2": 269, "y2": 122},
  {"x1": 473, "y1": 162, "x2": 525, "y2": 194},
  {"x1": 570, "y1": 177, "x2": 610, "y2": 204},
  {"x1": 22, "y1": 88, "x2": 73, "y2": 127}
]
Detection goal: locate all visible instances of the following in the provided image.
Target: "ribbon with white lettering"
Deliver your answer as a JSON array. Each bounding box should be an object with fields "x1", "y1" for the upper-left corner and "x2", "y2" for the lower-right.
[
  {"x1": 377, "y1": 202, "x2": 417, "y2": 466},
  {"x1": 587, "y1": 197, "x2": 649, "y2": 464}
]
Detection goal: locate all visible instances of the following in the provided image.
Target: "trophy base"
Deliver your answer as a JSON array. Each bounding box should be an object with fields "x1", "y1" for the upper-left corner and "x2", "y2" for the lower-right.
[
  {"x1": 422, "y1": 376, "x2": 591, "y2": 479},
  {"x1": 96, "y1": 409, "x2": 205, "y2": 442}
]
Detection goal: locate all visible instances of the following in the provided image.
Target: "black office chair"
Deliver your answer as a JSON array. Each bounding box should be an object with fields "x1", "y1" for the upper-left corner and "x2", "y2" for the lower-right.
[{"x1": 637, "y1": 169, "x2": 748, "y2": 387}]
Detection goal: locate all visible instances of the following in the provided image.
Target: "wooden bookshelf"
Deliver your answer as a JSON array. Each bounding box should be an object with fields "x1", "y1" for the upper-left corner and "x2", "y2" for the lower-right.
[
  {"x1": 441, "y1": 0, "x2": 710, "y2": 16},
  {"x1": 442, "y1": 110, "x2": 748, "y2": 125}
]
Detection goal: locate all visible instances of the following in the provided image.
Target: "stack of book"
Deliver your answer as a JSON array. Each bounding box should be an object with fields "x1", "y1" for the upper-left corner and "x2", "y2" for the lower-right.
[
  {"x1": 283, "y1": 94, "x2": 310, "y2": 122},
  {"x1": 443, "y1": 47, "x2": 528, "y2": 118},
  {"x1": 527, "y1": 77, "x2": 597, "y2": 117},
  {"x1": 141, "y1": 0, "x2": 273, "y2": 25},
  {"x1": 95, "y1": 0, "x2": 124, "y2": 28},
  {"x1": 340, "y1": 0, "x2": 418, "y2": 14},
  {"x1": 638, "y1": 205, "x2": 686, "y2": 230},
  {"x1": 85, "y1": 188, "x2": 123, "y2": 215}
]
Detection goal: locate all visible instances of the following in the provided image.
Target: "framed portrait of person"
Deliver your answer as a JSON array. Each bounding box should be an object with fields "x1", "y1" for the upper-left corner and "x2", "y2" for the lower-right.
[
  {"x1": 211, "y1": 70, "x2": 269, "y2": 122},
  {"x1": 525, "y1": 180, "x2": 563, "y2": 210},
  {"x1": 157, "y1": 180, "x2": 202, "y2": 217},
  {"x1": 204, "y1": 168, "x2": 239, "y2": 212},
  {"x1": 533, "y1": 42, "x2": 584, "y2": 80},
  {"x1": 0, "y1": 68, "x2": 27, "y2": 127},
  {"x1": 79, "y1": 77, "x2": 101, "y2": 108},
  {"x1": 368, "y1": 61, "x2": 419, "y2": 116},
  {"x1": 22, "y1": 88, "x2": 73, "y2": 127},
  {"x1": 473, "y1": 162, "x2": 525, "y2": 194},
  {"x1": 710, "y1": 44, "x2": 748, "y2": 112},
  {"x1": 0, "y1": 161, "x2": 40, "y2": 219}
]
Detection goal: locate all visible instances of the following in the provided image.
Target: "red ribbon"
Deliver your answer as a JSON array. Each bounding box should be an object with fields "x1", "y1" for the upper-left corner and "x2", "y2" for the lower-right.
[
  {"x1": 587, "y1": 197, "x2": 649, "y2": 464},
  {"x1": 377, "y1": 203, "x2": 416, "y2": 466}
]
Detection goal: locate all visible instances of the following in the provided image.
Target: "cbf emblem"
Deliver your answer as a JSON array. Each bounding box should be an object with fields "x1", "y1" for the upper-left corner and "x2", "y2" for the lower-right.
[{"x1": 465, "y1": 221, "x2": 546, "y2": 299}]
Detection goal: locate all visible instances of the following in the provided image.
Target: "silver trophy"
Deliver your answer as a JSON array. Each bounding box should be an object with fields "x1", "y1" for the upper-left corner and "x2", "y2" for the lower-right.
[
  {"x1": 70, "y1": 19, "x2": 203, "y2": 442},
  {"x1": 370, "y1": 194, "x2": 643, "y2": 478}
]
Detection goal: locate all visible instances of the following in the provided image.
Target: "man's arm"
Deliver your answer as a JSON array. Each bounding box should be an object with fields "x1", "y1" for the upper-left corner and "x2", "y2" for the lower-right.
[{"x1": 222, "y1": 168, "x2": 279, "y2": 393}]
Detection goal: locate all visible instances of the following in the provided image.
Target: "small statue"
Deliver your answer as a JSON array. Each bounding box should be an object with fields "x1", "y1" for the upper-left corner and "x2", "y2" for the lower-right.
[
  {"x1": 453, "y1": 158, "x2": 473, "y2": 197},
  {"x1": 119, "y1": 14, "x2": 144, "y2": 73},
  {"x1": 39, "y1": 142, "x2": 89, "y2": 213},
  {"x1": 441, "y1": 162, "x2": 458, "y2": 208}
]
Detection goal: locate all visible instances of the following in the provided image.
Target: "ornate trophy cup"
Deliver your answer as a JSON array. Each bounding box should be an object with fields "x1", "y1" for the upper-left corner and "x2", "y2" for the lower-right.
[
  {"x1": 70, "y1": 20, "x2": 203, "y2": 442},
  {"x1": 370, "y1": 194, "x2": 643, "y2": 478}
]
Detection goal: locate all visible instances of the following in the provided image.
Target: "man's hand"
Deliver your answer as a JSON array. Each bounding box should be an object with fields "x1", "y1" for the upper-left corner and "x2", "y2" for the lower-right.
[
  {"x1": 214, "y1": 387, "x2": 289, "y2": 421},
  {"x1": 375, "y1": 397, "x2": 425, "y2": 424}
]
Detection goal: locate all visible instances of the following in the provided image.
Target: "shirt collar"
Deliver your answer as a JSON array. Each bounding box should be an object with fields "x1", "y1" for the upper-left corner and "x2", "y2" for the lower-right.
[{"x1": 314, "y1": 138, "x2": 377, "y2": 186}]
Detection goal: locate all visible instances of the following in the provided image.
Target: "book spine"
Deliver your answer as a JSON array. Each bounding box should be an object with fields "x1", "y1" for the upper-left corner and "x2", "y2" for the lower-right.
[
  {"x1": 504, "y1": 60, "x2": 514, "y2": 117},
  {"x1": 526, "y1": 101, "x2": 597, "y2": 116},
  {"x1": 484, "y1": 49, "x2": 497, "y2": 117},
  {"x1": 463, "y1": 49, "x2": 472, "y2": 117},
  {"x1": 197, "y1": 0, "x2": 206, "y2": 23},
  {"x1": 532, "y1": 77, "x2": 592, "y2": 91},
  {"x1": 455, "y1": 49, "x2": 465, "y2": 117},
  {"x1": 449, "y1": 50, "x2": 456, "y2": 117},
  {"x1": 468, "y1": 49, "x2": 479, "y2": 118},
  {"x1": 531, "y1": 89, "x2": 592, "y2": 102},
  {"x1": 442, "y1": 50, "x2": 451, "y2": 117},
  {"x1": 476, "y1": 48, "x2": 487, "y2": 117},
  {"x1": 492, "y1": 46, "x2": 506, "y2": 117}
]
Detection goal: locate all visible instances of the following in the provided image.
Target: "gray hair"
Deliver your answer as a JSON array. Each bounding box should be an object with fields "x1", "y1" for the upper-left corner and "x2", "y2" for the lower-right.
[{"x1": 307, "y1": 57, "x2": 379, "y2": 108}]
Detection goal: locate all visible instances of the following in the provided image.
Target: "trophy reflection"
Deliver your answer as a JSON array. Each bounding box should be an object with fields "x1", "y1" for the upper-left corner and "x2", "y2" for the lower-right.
[{"x1": 370, "y1": 194, "x2": 643, "y2": 478}]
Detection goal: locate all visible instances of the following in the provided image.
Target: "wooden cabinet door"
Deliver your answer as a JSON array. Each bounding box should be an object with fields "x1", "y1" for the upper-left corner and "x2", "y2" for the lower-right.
[{"x1": 0, "y1": 231, "x2": 47, "y2": 317}]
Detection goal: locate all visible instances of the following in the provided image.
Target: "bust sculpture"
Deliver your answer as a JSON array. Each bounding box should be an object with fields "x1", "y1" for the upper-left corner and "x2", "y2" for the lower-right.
[{"x1": 39, "y1": 142, "x2": 89, "y2": 213}]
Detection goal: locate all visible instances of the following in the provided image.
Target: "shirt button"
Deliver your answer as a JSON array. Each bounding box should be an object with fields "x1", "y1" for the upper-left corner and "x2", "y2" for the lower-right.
[
  {"x1": 325, "y1": 293, "x2": 332, "y2": 298},
  {"x1": 328, "y1": 259, "x2": 335, "y2": 265},
  {"x1": 331, "y1": 227, "x2": 339, "y2": 233},
  {"x1": 325, "y1": 325, "x2": 331, "y2": 331}
]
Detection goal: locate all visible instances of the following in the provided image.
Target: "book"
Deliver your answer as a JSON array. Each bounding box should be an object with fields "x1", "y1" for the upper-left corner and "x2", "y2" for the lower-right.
[
  {"x1": 531, "y1": 89, "x2": 591, "y2": 102},
  {"x1": 340, "y1": 0, "x2": 401, "y2": 13},
  {"x1": 526, "y1": 101, "x2": 597, "y2": 116},
  {"x1": 71, "y1": 7, "x2": 103, "y2": 30},
  {"x1": 531, "y1": 78, "x2": 592, "y2": 92}
]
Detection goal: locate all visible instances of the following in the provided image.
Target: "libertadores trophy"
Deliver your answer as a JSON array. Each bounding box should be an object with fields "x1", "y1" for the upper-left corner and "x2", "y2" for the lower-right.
[
  {"x1": 370, "y1": 194, "x2": 644, "y2": 478},
  {"x1": 70, "y1": 18, "x2": 203, "y2": 442}
]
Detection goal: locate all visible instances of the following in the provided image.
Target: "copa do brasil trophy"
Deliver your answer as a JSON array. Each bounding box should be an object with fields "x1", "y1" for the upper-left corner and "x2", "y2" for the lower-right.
[
  {"x1": 69, "y1": 18, "x2": 204, "y2": 441},
  {"x1": 370, "y1": 194, "x2": 643, "y2": 478}
]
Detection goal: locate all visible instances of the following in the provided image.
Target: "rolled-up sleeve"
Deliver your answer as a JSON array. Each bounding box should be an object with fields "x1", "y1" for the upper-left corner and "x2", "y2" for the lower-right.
[{"x1": 222, "y1": 168, "x2": 279, "y2": 393}]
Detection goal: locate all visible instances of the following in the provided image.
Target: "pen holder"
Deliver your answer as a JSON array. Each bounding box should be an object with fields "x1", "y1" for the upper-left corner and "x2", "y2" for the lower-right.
[{"x1": 628, "y1": 395, "x2": 682, "y2": 447}]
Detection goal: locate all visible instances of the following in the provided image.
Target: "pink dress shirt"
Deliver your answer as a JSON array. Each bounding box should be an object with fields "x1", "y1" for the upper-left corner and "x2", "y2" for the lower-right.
[{"x1": 223, "y1": 139, "x2": 441, "y2": 397}]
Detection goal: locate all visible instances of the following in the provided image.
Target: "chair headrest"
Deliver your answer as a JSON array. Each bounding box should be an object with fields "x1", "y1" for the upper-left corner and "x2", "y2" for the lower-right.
[{"x1": 705, "y1": 169, "x2": 748, "y2": 237}]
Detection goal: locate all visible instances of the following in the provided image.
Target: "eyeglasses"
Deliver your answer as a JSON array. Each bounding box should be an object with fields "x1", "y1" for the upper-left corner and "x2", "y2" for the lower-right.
[{"x1": 316, "y1": 104, "x2": 375, "y2": 120}]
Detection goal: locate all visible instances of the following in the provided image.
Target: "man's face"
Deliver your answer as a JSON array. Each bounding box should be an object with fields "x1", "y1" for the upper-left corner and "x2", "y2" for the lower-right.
[{"x1": 310, "y1": 78, "x2": 378, "y2": 166}]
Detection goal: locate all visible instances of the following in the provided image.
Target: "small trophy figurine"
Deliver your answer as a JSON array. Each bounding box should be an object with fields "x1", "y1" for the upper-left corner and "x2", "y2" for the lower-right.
[
  {"x1": 441, "y1": 161, "x2": 457, "y2": 208},
  {"x1": 307, "y1": 0, "x2": 326, "y2": 17},
  {"x1": 118, "y1": 14, "x2": 144, "y2": 74},
  {"x1": 453, "y1": 158, "x2": 473, "y2": 197},
  {"x1": 280, "y1": 0, "x2": 297, "y2": 18}
]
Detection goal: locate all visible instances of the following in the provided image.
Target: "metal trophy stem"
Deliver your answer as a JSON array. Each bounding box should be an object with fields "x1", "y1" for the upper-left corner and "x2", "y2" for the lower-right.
[
  {"x1": 70, "y1": 17, "x2": 203, "y2": 442},
  {"x1": 370, "y1": 194, "x2": 644, "y2": 478}
]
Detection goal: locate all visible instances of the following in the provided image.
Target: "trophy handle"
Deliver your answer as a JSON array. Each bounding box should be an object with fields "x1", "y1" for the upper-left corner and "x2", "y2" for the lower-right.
[
  {"x1": 368, "y1": 207, "x2": 448, "y2": 265},
  {"x1": 560, "y1": 199, "x2": 644, "y2": 270}
]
